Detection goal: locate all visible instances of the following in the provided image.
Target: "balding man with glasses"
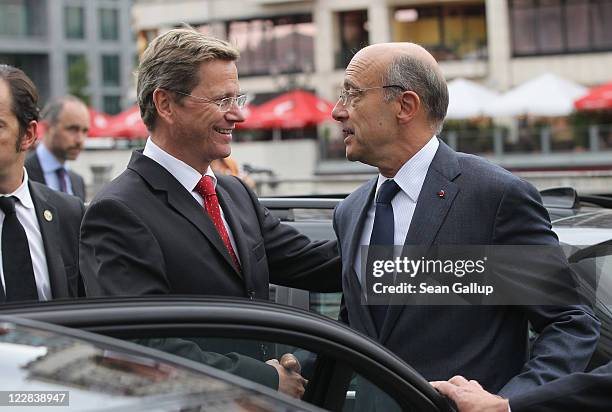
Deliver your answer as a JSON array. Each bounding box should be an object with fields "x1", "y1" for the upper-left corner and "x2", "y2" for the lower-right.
[
  {"x1": 331, "y1": 43, "x2": 599, "y2": 408},
  {"x1": 79, "y1": 28, "x2": 340, "y2": 398}
]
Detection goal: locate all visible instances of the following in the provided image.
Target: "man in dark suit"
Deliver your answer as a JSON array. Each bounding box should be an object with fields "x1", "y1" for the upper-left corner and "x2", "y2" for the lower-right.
[
  {"x1": 25, "y1": 95, "x2": 88, "y2": 201},
  {"x1": 432, "y1": 364, "x2": 612, "y2": 412},
  {"x1": 79, "y1": 28, "x2": 339, "y2": 398},
  {"x1": 0, "y1": 65, "x2": 84, "y2": 302},
  {"x1": 331, "y1": 42, "x2": 599, "y2": 401}
]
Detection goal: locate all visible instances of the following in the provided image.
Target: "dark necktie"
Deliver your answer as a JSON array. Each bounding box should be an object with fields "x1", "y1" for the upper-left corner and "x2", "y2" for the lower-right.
[
  {"x1": 194, "y1": 176, "x2": 241, "y2": 272},
  {"x1": 367, "y1": 179, "x2": 401, "y2": 333},
  {"x1": 56, "y1": 167, "x2": 67, "y2": 193},
  {"x1": 0, "y1": 196, "x2": 38, "y2": 302}
]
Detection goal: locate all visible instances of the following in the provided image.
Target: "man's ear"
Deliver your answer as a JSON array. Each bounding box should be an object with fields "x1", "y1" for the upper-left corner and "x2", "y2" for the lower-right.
[
  {"x1": 153, "y1": 88, "x2": 175, "y2": 125},
  {"x1": 397, "y1": 90, "x2": 420, "y2": 124},
  {"x1": 19, "y1": 120, "x2": 38, "y2": 152}
]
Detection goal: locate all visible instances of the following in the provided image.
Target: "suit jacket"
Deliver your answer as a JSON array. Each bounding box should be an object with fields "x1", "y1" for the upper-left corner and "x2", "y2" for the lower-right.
[
  {"x1": 0, "y1": 181, "x2": 85, "y2": 302},
  {"x1": 510, "y1": 361, "x2": 612, "y2": 411},
  {"x1": 25, "y1": 150, "x2": 86, "y2": 202},
  {"x1": 333, "y1": 140, "x2": 600, "y2": 398},
  {"x1": 79, "y1": 150, "x2": 341, "y2": 388}
]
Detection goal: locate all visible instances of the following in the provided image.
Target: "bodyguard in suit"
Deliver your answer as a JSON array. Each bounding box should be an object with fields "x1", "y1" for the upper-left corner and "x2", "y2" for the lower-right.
[
  {"x1": 79, "y1": 28, "x2": 339, "y2": 398},
  {"x1": 0, "y1": 65, "x2": 84, "y2": 302},
  {"x1": 432, "y1": 365, "x2": 612, "y2": 412},
  {"x1": 25, "y1": 95, "x2": 88, "y2": 201},
  {"x1": 331, "y1": 42, "x2": 599, "y2": 399}
]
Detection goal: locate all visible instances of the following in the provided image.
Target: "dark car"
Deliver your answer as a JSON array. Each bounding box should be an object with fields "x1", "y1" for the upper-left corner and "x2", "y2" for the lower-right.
[
  {"x1": 0, "y1": 298, "x2": 452, "y2": 412},
  {"x1": 0, "y1": 315, "x2": 324, "y2": 411}
]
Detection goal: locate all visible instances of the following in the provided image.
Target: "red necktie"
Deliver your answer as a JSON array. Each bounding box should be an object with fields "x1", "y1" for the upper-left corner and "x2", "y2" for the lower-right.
[{"x1": 195, "y1": 176, "x2": 241, "y2": 272}]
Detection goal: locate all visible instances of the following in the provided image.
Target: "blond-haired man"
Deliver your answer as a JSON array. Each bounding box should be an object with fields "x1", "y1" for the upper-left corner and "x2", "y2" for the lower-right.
[{"x1": 79, "y1": 28, "x2": 340, "y2": 398}]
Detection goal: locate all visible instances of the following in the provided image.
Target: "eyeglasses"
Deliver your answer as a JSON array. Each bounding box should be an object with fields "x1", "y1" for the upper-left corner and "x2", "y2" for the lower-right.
[
  {"x1": 338, "y1": 85, "x2": 406, "y2": 106},
  {"x1": 172, "y1": 90, "x2": 248, "y2": 112}
]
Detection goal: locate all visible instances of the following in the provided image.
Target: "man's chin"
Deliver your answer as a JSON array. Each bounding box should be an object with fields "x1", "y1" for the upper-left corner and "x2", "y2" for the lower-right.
[{"x1": 345, "y1": 149, "x2": 360, "y2": 162}]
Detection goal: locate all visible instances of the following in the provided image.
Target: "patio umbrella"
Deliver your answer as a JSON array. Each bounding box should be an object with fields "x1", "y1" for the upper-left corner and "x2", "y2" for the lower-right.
[
  {"x1": 575, "y1": 81, "x2": 612, "y2": 110},
  {"x1": 485, "y1": 73, "x2": 588, "y2": 117},
  {"x1": 107, "y1": 105, "x2": 148, "y2": 139},
  {"x1": 446, "y1": 78, "x2": 498, "y2": 119},
  {"x1": 238, "y1": 89, "x2": 334, "y2": 129},
  {"x1": 88, "y1": 108, "x2": 113, "y2": 137}
]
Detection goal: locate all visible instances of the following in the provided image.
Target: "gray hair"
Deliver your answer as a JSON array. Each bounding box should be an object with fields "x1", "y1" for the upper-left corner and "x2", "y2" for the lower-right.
[
  {"x1": 383, "y1": 54, "x2": 448, "y2": 134},
  {"x1": 137, "y1": 28, "x2": 240, "y2": 131},
  {"x1": 41, "y1": 95, "x2": 86, "y2": 126}
]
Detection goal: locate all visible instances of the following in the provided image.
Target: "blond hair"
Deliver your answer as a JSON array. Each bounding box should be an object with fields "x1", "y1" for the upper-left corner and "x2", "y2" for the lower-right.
[{"x1": 137, "y1": 28, "x2": 239, "y2": 131}]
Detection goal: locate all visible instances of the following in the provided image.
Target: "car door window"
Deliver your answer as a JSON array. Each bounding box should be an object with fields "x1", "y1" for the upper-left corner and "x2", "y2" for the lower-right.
[
  {"x1": 125, "y1": 335, "x2": 404, "y2": 411},
  {"x1": 569, "y1": 243, "x2": 612, "y2": 369}
]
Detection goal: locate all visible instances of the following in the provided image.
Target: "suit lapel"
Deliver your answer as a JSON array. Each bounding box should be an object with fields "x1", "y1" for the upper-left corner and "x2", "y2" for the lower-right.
[
  {"x1": 128, "y1": 151, "x2": 242, "y2": 280},
  {"x1": 28, "y1": 182, "x2": 70, "y2": 298},
  {"x1": 345, "y1": 178, "x2": 379, "y2": 339},
  {"x1": 379, "y1": 141, "x2": 461, "y2": 344},
  {"x1": 68, "y1": 171, "x2": 84, "y2": 201},
  {"x1": 216, "y1": 185, "x2": 246, "y2": 278},
  {"x1": 26, "y1": 152, "x2": 45, "y2": 183}
]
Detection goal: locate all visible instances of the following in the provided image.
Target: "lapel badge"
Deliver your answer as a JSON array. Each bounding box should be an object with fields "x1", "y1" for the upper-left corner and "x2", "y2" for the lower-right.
[
  {"x1": 43, "y1": 210, "x2": 53, "y2": 222},
  {"x1": 437, "y1": 190, "x2": 445, "y2": 199}
]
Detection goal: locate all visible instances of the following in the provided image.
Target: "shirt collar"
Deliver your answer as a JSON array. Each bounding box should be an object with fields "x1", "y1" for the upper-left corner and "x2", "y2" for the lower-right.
[
  {"x1": 36, "y1": 143, "x2": 67, "y2": 172},
  {"x1": 1, "y1": 168, "x2": 34, "y2": 209},
  {"x1": 142, "y1": 137, "x2": 217, "y2": 192},
  {"x1": 376, "y1": 136, "x2": 439, "y2": 203}
]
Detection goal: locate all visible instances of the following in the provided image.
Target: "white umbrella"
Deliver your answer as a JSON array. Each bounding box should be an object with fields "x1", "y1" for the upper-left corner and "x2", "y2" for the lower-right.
[
  {"x1": 446, "y1": 78, "x2": 498, "y2": 119},
  {"x1": 486, "y1": 73, "x2": 588, "y2": 117}
]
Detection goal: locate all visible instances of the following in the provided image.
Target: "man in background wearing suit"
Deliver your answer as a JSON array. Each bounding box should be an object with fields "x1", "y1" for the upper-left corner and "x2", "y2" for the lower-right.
[
  {"x1": 0, "y1": 65, "x2": 84, "y2": 302},
  {"x1": 80, "y1": 28, "x2": 340, "y2": 398},
  {"x1": 331, "y1": 42, "x2": 599, "y2": 402},
  {"x1": 432, "y1": 365, "x2": 612, "y2": 412},
  {"x1": 25, "y1": 95, "x2": 88, "y2": 201}
]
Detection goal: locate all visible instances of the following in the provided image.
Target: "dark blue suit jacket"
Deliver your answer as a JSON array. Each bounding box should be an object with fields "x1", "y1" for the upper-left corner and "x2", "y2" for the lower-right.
[
  {"x1": 510, "y1": 361, "x2": 612, "y2": 411},
  {"x1": 333, "y1": 140, "x2": 600, "y2": 397}
]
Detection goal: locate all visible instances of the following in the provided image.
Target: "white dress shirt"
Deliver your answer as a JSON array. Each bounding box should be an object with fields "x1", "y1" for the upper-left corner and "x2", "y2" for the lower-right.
[
  {"x1": 36, "y1": 143, "x2": 74, "y2": 195},
  {"x1": 142, "y1": 138, "x2": 240, "y2": 263},
  {"x1": 0, "y1": 168, "x2": 52, "y2": 300},
  {"x1": 354, "y1": 136, "x2": 439, "y2": 285}
]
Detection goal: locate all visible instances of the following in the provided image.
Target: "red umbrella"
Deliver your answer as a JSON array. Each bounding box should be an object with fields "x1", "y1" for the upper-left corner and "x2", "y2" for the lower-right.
[
  {"x1": 107, "y1": 105, "x2": 148, "y2": 139},
  {"x1": 575, "y1": 81, "x2": 612, "y2": 110},
  {"x1": 238, "y1": 90, "x2": 335, "y2": 129},
  {"x1": 88, "y1": 108, "x2": 113, "y2": 137}
]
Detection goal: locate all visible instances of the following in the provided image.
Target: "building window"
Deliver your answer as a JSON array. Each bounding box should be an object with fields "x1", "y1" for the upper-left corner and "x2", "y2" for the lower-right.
[
  {"x1": 510, "y1": 0, "x2": 612, "y2": 56},
  {"x1": 66, "y1": 54, "x2": 90, "y2": 104},
  {"x1": 227, "y1": 15, "x2": 314, "y2": 77},
  {"x1": 392, "y1": 3, "x2": 487, "y2": 61},
  {"x1": 335, "y1": 10, "x2": 369, "y2": 69},
  {"x1": 0, "y1": 0, "x2": 45, "y2": 37},
  {"x1": 101, "y1": 54, "x2": 120, "y2": 86},
  {"x1": 99, "y1": 8, "x2": 119, "y2": 40},
  {"x1": 64, "y1": 5, "x2": 85, "y2": 39},
  {"x1": 103, "y1": 95, "x2": 121, "y2": 115}
]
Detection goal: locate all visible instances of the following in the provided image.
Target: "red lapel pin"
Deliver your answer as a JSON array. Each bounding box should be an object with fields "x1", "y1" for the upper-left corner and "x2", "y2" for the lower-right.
[{"x1": 437, "y1": 190, "x2": 445, "y2": 198}]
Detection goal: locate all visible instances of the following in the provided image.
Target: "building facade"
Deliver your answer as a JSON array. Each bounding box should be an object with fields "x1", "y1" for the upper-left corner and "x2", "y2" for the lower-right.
[
  {"x1": 0, "y1": 0, "x2": 136, "y2": 113},
  {"x1": 132, "y1": 0, "x2": 612, "y2": 103}
]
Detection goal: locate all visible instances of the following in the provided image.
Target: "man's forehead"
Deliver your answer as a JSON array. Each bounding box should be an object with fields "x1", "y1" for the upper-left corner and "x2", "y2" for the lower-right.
[
  {"x1": 0, "y1": 80, "x2": 13, "y2": 115},
  {"x1": 344, "y1": 49, "x2": 390, "y2": 87}
]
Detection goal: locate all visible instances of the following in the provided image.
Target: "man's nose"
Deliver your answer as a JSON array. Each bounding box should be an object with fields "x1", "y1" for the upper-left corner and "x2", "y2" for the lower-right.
[
  {"x1": 332, "y1": 100, "x2": 347, "y2": 121},
  {"x1": 78, "y1": 129, "x2": 88, "y2": 141},
  {"x1": 226, "y1": 105, "x2": 245, "y2": 122}
]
